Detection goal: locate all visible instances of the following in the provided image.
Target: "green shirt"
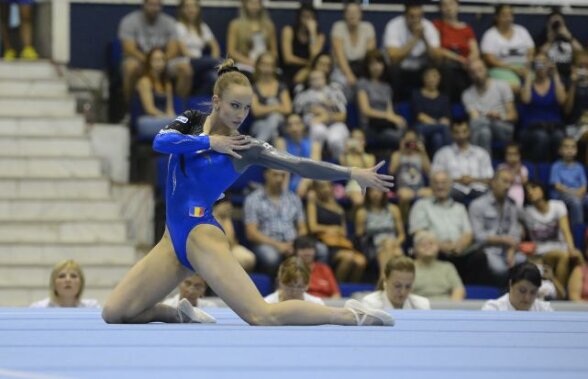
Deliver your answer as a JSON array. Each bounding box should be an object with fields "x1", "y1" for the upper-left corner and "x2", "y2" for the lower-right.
[{"x1": 413, "y1": 260, "x2": 464, "y2": 300}]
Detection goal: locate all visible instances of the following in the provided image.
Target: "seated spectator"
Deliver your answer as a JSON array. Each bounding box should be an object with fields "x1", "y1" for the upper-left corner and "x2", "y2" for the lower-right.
[
  {"x1": 462, "y1": 59, "x2": 517, "y2": 156},
  {"x1": 412, "y1": 66, "x2": 452, "y2": 156},
  {"x1": 469, "y1": 168, "x2": 526, "y2": 287},
  {"x1": 409, "y1": 170, "x2": 492, "y2": 285},
  {"x1": 550, "y1": 137, "x2": 588, "y2": 226},
  {"x1": 569, "y1": 249, "x2": 588, "y2": 301},
  {"x1": 519, "y1": 52, "x2": 566, "y2": 162},
  {"x1": 0, "y1": 0, "x2": 37, "y2": 60},
  {"x1": 524, "y1": 181, "x2": 584, "y2": 291},
  {"x1": 173, "y1": 0, "x2": 221, "y2": 96},
  {"x1": 330, "y1": 1, "x2": 376, "y2": 98},
  {"x1": 280, "y1": 3, "x2": 325, "y2": 88},
  {"x1": 275, "y1": 113, "x2": 321, "y2": 197},
  {"x1": 355, "y1": 187, "x2": 405, "y2": 279},
  {"x1": 384, "y1": 1, "x2": 441, "y2": 101},
  {"x1": 294, "y1": 236, "x2": 340, "y2": 299},
  {"x1": 307, "y1": 181, "x2": 366, "y2": 283},
  {"x1": 293, "y1": 52, "x2": 335, "y2": 92},
  {"x1": 497, "y1": 143, "x2": 528, "y2": 208},
  {"x1": 213, "y1": 199, "x2": 256, "y2": 272},
  {"x1": 527, "y1": 255, "x2": 566, "y2": 300},
  {"x1": 264, "y1": 257, "x2": 324, "y2": 305},
  {"x1": 251, "y1": 52, "x2": 292, "y2": 142},
  {"x1": 163, "y1": 274, "x2": 216, "y2": 308},
  {"x1": 361, "y1": 256, "x2": 430, "y2": 310},
  {"x1": 135, "y1": 48, "x2": 176, "y2": 139},
  {"x1": 537, "y1": 10, "x2": 583, "y2": 85},
  {"x1": 432, "y1": 121, "x2": 493, "y2": 204},
  {"x1": 30, "y1": 260, "x2": 99, "y2": 308},
  {"x1": 357, "y1": 49, "x2": 407, "y2": 152},
  {"x1": 245, "y1": 169, "x2": 307, "y2": 276},
  {"x1": 565, "y1": 52, "x2": 588, "y2": 164},
  {"x1": 480, "y1": 4, "x2": 534, "y2": 92},
  {"x1": 433, "y1": 0, "x2": 479, "y2": 102},
  {"x1": 482, "y1": 263, "x2": 553, "y2": 311},
  {"x1": 389, "y1": 129, "x2": 432, "y2": 220},
  {"x1": 294, "y1": 69, "x2": 349, "y2": 158},
  {"x1": 118, "y1": 0, "x2": 188, "y2": 100},
  {"x1": 411, "y1": 230, "x2": 465, "y2": 301},
  {"x1": 339, "y1": 129, "x2": 376, "y2": 207},
  {"x1": 227, "y1": 0, "x2": 277, "y2": 73}
]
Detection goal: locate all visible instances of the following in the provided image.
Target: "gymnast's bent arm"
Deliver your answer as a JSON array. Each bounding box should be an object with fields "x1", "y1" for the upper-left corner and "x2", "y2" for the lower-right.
[{"x1": 152, "y1": 111, "x2": 210, "y2": 154}]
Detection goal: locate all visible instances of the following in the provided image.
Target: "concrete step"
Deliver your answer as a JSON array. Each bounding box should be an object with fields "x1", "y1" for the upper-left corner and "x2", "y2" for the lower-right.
[
  {"x1": 0, "y1": 178, "x2": 111, "y2": 200},
  {"x1": 0, "y1": 221, "x2": 127, "y2": 243},
  {"x1": 0, "y1": 116, "x2": 85, "y2": 137},
  {"x1": 0, "y1": 97, "x2": 76, "y2": 117},
  {"x1": 0, "y1": 200, "x2": 121, "y2": 221},
  {"x1": 0, "y1": 79, "x2": 68, "y2": 97},
  {"x1": 0, "y1": 157, "x2": 102, "y2": 179},
  {"x1": 0, "y1": 264, "x2": 130, "y2": 288},
  {"x1": 0, "y1": 137, "x2": 93, "y2": 157},
  {"x1": 0, "y1": 243, "x2": 137, "y2": 265},
  {"x1": 0, "y1": 61, "x2": 60, "y2": 80},
  {"x1": 0, "y1": 287, "x2": 113, "y2": 307}
]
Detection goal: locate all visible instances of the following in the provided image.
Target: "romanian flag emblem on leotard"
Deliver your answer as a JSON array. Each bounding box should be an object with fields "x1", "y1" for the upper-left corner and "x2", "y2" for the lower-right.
[{"x1": 190, "y1": 207, "x2": 205, "y2": 217}]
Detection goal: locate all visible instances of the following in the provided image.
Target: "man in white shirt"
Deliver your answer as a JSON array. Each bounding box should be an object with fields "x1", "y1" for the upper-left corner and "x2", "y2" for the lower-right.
[{"x1": 384, "y1": 1, "x2": 441, "y2": 101}]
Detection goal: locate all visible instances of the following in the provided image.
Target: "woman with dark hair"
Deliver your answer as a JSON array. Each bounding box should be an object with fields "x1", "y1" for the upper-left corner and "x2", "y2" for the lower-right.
[
  {"x1": 281, "y1": 3, "x2": 325, "y2": 86},
  {"x1": 482, "y1": 262, "x2": 553, "y2": 311}
]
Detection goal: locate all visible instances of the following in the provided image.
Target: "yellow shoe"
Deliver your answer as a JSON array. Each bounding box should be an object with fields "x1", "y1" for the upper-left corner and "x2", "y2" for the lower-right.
[
  {"x1": 3, "y1": 48, "x2": 17, "y2": 61},
  {"x1": 20, "y1": 46, "x2": 38, "y2": 60}
]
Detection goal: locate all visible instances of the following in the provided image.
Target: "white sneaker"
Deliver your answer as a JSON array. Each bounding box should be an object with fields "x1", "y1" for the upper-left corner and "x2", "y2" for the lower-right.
[
  {"x1": 177, "y1": 298, "x2": 217, "y2": 324},
  {"x1": 344, "y1": 299, "x2": 395, "y2": 326}
]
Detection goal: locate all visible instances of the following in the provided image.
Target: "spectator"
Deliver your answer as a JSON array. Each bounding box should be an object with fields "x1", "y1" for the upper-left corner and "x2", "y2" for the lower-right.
[
  {"x1": 519, "y1": 52, "x2": 566, "y2": 162},
  {"x1": 433, "y1": 0, "x2": 479, "y2": 101},
  {"x1": 469, "y1": 168, "x2": 526, "y2": 286},
  {"x1": 264, "y1": 257, "x2": 324, "y2": 305},
  {"x1": 409, "y1": 170, "x2": 491, "y2": 285},
  {"x1": 462, "y1": 59, "x2": 517, "y2": 156},
  {"x1": 569, "y1": 249, "x2": 588, "y2": 301},
  {"x1": 339, "y1": 129, "x2": 376, "y2": 207},
  {"x1": 361, "y1": 256, "x2": 430, "y2": 310},
  {"x1": 411, "y1": 230, "x2": 465, "y2": 301},
  {"x1": 226, "y1": 0, "x2": 277, "y2": 72},
  {"x1": 163, "y1": 274, "x2": 216, "y2": 308},
  {"x1": 526, "y1": 254, "x2": 566, "y2": 300},
  {"x1": 251, "y1": 52, "x2": 292, "y2": 143},
  {"x1": 480, "y1": 4, "x2": 534, "y2": 92},
  {"x1": 389, "y1": 129, "x2": 432, "y2": 220},
  {"x1": 293, "y1": 69, "x2": 349, "y2": 158},
  {"x1": 118, "y1": 0, "x2": 188, "y2": 100},
  {"x1": 294, "y1": 236, "x2": 340, "y2": 299},
  {"x1": 357, "y1": 49, "x2": 407, "y2": 152},
  {"x1": 432, "y1": 121, "x2": 493, "y2": 204},
  {"x1": 280, "y1": 3, "x2": 325, "y2": 87},
  {"x1": 550, "y1": 137, "x2": 588, "y2": 226},
  {"x1": 30, "y1": 260, "x2": 99, "y2": 308},
  {"x1": 355, "y1": 187, "x2": 405, "y2": 279},
  {"x1": 213, "y1": 199, "x2": 256, "y2": 272},
  {"x1": 537, "y1": 10, "x2": 583, "y2": 84},
  {"x1": 0, "y1": 0, "x2": 37, "y2": 60},
  {"x1": 135, "y1": 48, "x2": 176, "y2": 139},
  {"x1": 497, "y1": 143, "x2": 528, "y2": 208},
  {"x1": 524, "y1": 181, "x2": 584, "y2": 290},
  {"x1": 293, "y1": 52, "x2": 334, "y2": 91},
  {"x1": 564, "y1": 52, "x2": 588, "y2": 164},
  {"x1": 330, "y1": 1, "x2": 376, "y2": 98},
  {"x1": 482, "y1": 263, "x2": 553, "y2": 311},
  {"x1": 245, "y1": 168, "x2": 307, "y2": 276},
  {"x1": 275, "y1": 113, "x2": 321, "y2": 197},
  {"x1": 307, "y1": 180, "x2": 366, "y2": 283},
  {"x1": 384, "y1": 1, "x2": 441, "y2": 101},
  {"x1": 411, "y1": 66, "x2": 452, "y2": 156},
  {"x1": 174, "y1": 0, "x2": 221, "y2": 96}
]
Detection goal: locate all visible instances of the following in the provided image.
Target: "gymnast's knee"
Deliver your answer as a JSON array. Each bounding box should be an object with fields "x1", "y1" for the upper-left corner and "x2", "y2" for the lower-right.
[
  {"x1": 240, "y1": 304, "x2": 280, "y2": 326},
  {"x1": 101, "y1": 304, "x2": 125, "y2": 324}
]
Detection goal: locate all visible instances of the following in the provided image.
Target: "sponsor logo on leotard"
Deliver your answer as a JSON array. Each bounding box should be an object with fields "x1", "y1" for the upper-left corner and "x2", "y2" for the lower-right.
[{"x1": 176, "y1": 115, "x2": 189, "y2": 124}]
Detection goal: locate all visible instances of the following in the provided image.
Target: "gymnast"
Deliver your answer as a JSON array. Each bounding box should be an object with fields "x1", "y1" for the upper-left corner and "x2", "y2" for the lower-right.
[{"x1": 102, "y1": 59, "x2": 395, "y2": 327}]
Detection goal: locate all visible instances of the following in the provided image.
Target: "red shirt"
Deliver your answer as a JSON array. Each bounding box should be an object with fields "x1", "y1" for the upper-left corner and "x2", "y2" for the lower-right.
[
  {"x1": 308, "y1": 262, "x2": 340, "y2": 298},
  {"x1": 433, "y1": 20, "x2": 476, "y2": 58}
]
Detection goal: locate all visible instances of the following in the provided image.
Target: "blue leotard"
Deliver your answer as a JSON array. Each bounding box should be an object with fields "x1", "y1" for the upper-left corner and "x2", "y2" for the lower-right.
[{"x1": 153, "y1": 110, "x2": 352, "y2": 271}]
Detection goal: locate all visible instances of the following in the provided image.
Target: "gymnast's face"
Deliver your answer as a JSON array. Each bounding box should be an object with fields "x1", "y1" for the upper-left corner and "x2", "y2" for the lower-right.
[
  {"x1": 216, "y1": 84, "x2": 252, "y2": 130},
  {"x1": 384, "y1": 270, "x2": 414, "y2": 309},
  {"x1": 180, "y1": 275, "x2": 207, "y2": 306},
  {"x1": 509, "y1": 279, "x2": 538, "y2": 311},
  {"x1": 54, "y1": 269, "x2": 82, "y2": 300}
]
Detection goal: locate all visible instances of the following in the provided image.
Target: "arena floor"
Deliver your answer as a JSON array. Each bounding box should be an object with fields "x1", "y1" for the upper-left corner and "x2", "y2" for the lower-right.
[{"x1": 0, "y1": 307, "x2": 587, "y2": 379}]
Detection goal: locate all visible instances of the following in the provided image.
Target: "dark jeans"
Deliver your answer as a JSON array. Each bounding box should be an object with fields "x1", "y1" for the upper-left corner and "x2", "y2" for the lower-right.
[
  {"x1": 519, "y1": 125, "x2": 565, "y2": 162},
  {"x1": 190, "y1": 56, "x2": 221, "y2": 96},
  {"x1": 440, "y1": 63, "x2": 472, "y2": 103},
  {"x1": 364, "y1": 118, "x2": 402, "y2": 151},
  {"x1": 440, "y1": 248, "x2": 494, "y2": 286},
  {"x1": 414, "y1": 123, "x2": 452, "y2": 156},
  {"x1": 388, "y1": 65, "x2": 425, "y2": 102}
]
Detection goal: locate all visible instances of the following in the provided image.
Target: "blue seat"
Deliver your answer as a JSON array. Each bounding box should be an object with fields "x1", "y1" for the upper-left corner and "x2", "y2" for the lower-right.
[
  {"x1": 536, "y1": 162, "x2": 552, "y2": 188},
  {"x1": 572, "y1": 223, "x2": 587, "y2": 252},
  {"x1": 465, "y1": 285, "x2": 501, "y2": 300},
  {"x1": 339, "y1": 283, "x2": 375, "y2": 298},
  {"x1": 185, "y1": 95, "x2": 211, "y2": 113},
  {"x1": 394, "y1": 102, "x2": 412, "y2": 126},
  {"x1": 346, "y1": 102, "x2": 360, "y2": 129},
  {"x1": 451, "y1": 103, "x2": 466, "y2": 120},
  {"x1": 155, "y1": 155, "x2": 169, "y2": 197},
  {"x1": 250, "y1": 273, "x2": 273, "y2": 296}
]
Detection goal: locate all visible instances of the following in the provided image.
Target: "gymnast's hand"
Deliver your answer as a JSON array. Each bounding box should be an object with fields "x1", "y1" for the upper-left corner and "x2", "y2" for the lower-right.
[
  {"x1": 209, "y1": 134, "x2": 252, "y2": 159},
  {"x1": 351, "y1": 161, "x2": 395, "y2": 194}
]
